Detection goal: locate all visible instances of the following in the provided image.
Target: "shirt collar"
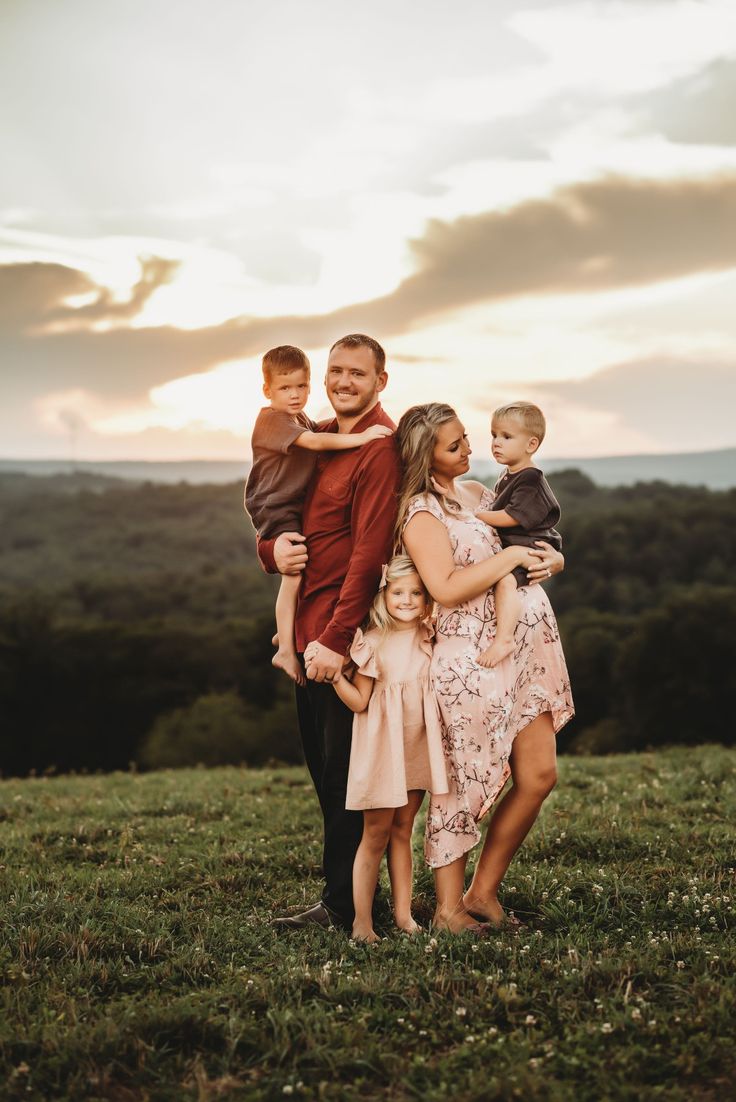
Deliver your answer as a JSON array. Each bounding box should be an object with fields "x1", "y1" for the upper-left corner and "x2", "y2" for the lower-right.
[{"x1": 324, "y1": 401, "x2": 385, "y2": 434}]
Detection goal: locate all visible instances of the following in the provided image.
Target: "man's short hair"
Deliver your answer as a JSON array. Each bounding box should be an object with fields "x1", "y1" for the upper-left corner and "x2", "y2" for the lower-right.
[
  {"x1": 262, "y1": 345, "x2": 310, "y2": 383},
  {"x1": 329, "y1": 333, "x2": 386, "y2": 374},
  {"x1": 493, "y1": 401, "x2": 547, "y2": 444}
]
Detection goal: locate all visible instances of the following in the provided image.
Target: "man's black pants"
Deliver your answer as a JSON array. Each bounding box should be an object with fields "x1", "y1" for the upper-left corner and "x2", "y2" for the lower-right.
[{"x1": 295, "y1": 674, "x2": 364, "y2": 928}]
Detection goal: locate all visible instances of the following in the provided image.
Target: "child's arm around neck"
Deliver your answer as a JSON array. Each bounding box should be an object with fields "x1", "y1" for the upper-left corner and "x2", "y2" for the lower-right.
[{"x1": 293, "y1": 423, "x2": 393, "y2": 452}]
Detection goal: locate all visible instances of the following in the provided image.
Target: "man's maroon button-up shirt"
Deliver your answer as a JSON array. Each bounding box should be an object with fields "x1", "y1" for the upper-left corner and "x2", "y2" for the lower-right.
[{"x1": 257, "y1": 402, "x2": 401, "y2": 655}]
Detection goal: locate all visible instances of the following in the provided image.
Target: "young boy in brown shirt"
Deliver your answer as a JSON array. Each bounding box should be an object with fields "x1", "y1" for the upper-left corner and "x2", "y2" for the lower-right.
[{"x1": 245, "y1": 345, "x2": 391, "y2": 684}]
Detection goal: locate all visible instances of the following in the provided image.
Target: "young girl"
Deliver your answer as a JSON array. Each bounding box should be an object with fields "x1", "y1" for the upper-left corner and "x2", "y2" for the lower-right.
[{"x1": 331, "y1": 555, "x2": 449, "y2": 942}]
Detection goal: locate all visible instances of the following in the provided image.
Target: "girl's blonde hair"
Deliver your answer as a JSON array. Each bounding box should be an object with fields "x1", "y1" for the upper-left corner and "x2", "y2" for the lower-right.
[
  {"x1": 367, "y1": 555, "x2": 430, "y2": 654},
  {"x1": 394, "y1": 402, "x2": 458, "y2": 549}
]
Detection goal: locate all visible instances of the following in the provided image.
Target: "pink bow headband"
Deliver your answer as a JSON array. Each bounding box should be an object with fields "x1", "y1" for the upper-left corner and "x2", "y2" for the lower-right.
[{"x1": 378, "y1": 563, "x2": 389, "y2": 589}]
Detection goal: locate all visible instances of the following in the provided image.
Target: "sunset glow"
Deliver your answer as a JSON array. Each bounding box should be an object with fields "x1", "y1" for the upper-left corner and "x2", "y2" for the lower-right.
[{"x1": 2, "y1": 0, "x2": 736, "y2": 460}]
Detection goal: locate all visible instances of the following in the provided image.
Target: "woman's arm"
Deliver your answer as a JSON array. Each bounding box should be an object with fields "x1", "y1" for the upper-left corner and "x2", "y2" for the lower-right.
[
  {"x1": 294, "y1": 425, "x2": 393, "y2": 452},
  {"x1": 332, "y1": 670, "x2": 374, "y2": 713},
  {"x1": 403, "y1": 512, "x2": 537, "y2": 606}
]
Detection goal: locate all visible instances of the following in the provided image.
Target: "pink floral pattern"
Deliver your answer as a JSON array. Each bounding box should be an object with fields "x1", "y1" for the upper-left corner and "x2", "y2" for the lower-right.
[{"x1": 404, "y1": 490, "x2": 574, "y2": 868}]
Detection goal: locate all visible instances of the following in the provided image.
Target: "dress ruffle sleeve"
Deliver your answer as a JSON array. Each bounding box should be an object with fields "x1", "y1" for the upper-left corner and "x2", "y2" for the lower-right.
[
  {"x1": 417, "y1": 619, "x2": 436, "y2": 659},
  {"x1": 349, "y1": 627, "x2": 379, "y2": 679}
]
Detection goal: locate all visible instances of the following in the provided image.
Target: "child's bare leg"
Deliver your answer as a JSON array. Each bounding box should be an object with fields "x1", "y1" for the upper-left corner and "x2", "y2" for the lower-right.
[
  {"x1": 432, "y1": 853, "x2": 476, "y2": 932},
  {"x1": 387, "y1": 790, "x2": 425, "y2": 933},
  {"x1": 353, "y1": 809, "x2": 394, "y2": 942},
  {"x1": 272, "y1": 573, "x2": 305, "y2": 686},
  {"x1": 478, "y1": 575, "x2": 520, "y2": 668}
]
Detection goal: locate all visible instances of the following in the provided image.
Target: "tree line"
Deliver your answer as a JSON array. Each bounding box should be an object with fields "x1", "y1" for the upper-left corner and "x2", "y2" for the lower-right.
[{"x1": 0, "y1": 470, "x2": 734, "y2": 775}]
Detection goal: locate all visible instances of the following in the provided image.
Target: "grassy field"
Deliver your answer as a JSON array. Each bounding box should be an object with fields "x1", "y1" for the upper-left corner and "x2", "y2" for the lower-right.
[{"x1": 1, "y1": 748, "x2": 734, "y2": 1102}]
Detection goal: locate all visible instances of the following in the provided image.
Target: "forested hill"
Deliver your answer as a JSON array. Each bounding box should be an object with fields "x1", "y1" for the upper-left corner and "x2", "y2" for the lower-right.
[{"x1": 1, "y1": 470, "x2": 734, "y2": 776}]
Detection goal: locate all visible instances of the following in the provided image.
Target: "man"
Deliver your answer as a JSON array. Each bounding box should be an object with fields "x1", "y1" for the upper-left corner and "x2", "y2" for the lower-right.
[{"x1": 256, "y1": 333, "x2": 400, "y2": 929}]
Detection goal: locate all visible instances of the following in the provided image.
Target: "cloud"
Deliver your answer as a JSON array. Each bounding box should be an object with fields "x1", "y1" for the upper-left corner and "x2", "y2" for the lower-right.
[
  {"x1": 530, "y1": 355, "x2": 736, "y2": 452},
  {"x1": 0, "y1": 255, "x2": 178, "y2": 331},
  {"x1": 0, "y1": 261, "x2": 91, "y2": 327},
  {"x1": 4, "y1": 173, "x2": 736, "y2": 408},
  {"x1": 238, "y1": 173, "x2": 736, "y2": 343},
  {"x1": 635, "y1": 58, "x2": 736, "y2": 146},
  {"x1": 48, "y1": 255, "x2": 179, "y2": 324},
  {"x1": 187, "y1": 172, "x2": 736, "y2": 355}
]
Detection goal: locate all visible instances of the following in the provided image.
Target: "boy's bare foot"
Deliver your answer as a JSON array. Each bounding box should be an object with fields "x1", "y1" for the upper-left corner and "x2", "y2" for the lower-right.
[
  {"x1": 395, "y1": 916, "x2": 421, "y2": 935},
  {"x1": 351, "y1": 923, "x2": 380, "y2": 943},
  {"x1": 477, "y1": 638, "x2": 515, "y2": 668},
  {"x1": 272, "y1": 650, "x2": 306, "y2": 687}
]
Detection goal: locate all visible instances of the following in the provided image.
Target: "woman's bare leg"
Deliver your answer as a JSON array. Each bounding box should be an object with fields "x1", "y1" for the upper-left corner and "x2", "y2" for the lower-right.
[
  {"x1": 463, "y1": 711, "x2": 557, "y2": 923},
  {"x1": 387, "y1": 791, "x2": 425, "y2": 933},
  {"x1": 352, "y1": 808, "x2": 394, "y2": 942}
]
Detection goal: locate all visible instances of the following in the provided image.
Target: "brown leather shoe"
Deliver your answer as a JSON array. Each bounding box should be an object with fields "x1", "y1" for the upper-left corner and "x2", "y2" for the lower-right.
[{"x1": 272, "y1": 902, "x2": 334, "y2": 930}]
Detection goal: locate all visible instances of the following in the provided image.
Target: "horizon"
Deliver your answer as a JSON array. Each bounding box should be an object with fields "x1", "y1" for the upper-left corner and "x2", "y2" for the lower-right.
[
  {"x1": 3, "y1": 1, "x2": 736, "y2": 461},
  {"x1": 2, "y1": 442, "x2": 735, "y2": 466}
]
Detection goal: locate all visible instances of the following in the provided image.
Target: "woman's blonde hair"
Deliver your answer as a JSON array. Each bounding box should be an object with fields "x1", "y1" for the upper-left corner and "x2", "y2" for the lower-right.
[
  {"x1": 394, "y1": 402, "x2": 458, "y2": 549},
  {"x1": 367, "y1": 555, "x2": 430, "y2": 657}
]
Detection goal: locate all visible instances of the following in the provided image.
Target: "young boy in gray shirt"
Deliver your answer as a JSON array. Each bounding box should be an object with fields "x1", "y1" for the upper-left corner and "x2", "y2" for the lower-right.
[{"x1": 475, "y1": 401, "x2": 561, "y2": 668}]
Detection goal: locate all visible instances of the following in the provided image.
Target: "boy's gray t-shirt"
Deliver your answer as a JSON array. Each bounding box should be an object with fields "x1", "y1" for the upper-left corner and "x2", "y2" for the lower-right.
[
  {"x1": 492, "y1": 466, "x2": 562, "y2": 550},
  {"x1": 245, "y1": 407, "x2": 318, "y2": 538}
]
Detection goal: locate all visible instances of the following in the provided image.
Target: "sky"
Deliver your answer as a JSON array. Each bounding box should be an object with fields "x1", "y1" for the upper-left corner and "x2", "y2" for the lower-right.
[{"x1": 2, "y1": 0, "x2": 736, "y2": 461}]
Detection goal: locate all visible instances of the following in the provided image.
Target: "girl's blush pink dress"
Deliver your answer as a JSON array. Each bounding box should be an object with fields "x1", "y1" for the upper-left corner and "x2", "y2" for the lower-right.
[
  {"x1": 345, "y1": 622, "x2": 449, "y2": 811},
  {"x1": 404, "y1": 490, "x2": 574, "y2": 869}
]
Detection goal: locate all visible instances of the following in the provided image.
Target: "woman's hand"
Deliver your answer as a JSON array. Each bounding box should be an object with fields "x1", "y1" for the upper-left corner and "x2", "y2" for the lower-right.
[{"x1": 525, "y1": 541, "x2": 564, "y2": 584}]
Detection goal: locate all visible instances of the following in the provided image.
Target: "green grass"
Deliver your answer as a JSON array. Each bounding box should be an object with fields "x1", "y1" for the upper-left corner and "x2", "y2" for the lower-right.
[{"x1": 1, "y1": 747, "x2": 734, "y2": 1101}]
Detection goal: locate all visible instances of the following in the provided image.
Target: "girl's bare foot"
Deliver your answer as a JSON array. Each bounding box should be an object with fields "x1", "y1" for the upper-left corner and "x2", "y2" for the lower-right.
[
  {"x1": 271, "y1": 631, "x2": 279, "y2": 647},
  {"x1": 477, "y1": 638, "x2": 515, "y2": 668},
  {"x1": 351, "y1": 923, "x2": 380, "y2": 944},
  {"x1": 395, "y1": 916, "x2": 421, "y2": 935},
  {"x1": 272, "y1": 650, "x2": 306, "y2": 686}
]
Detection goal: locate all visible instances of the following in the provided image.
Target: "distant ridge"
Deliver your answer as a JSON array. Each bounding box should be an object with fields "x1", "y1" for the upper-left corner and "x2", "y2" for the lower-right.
[
  {"x1": 540, "y1": 449, "x2": 735, "y2": 491},
  {"x1": 0, "y1": 459, "x2": 249, "y2": 485},
  {"x1": 0, "y1": 448, "x2": 734, "y2": 489}
]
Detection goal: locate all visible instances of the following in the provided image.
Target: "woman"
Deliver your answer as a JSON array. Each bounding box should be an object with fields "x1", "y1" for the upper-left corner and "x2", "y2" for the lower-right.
[{"x1": 398, "y1": 404, "x2": 574, "y2": 933}]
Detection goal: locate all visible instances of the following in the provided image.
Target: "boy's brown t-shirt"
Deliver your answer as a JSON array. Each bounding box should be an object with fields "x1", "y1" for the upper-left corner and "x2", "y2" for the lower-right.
[{"x1": 244, "y1": 407, "x2": 318, "y2": 539}]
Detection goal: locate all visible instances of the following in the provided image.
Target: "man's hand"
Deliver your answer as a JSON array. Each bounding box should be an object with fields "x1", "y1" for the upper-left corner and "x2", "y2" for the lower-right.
[
  {"x1": 526, "y1": 541, "x2": 564, "y2": 584},
  {"x1": 303, "y1": 641, "x2": 344, "y2": 683},
  {"x1": 274, "y1": 532, "x2": 308, "y2": 575}
]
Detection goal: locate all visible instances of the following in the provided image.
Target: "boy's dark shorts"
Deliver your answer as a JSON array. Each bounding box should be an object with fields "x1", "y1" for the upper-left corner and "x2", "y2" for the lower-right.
[{"x1": 500, "y1": 531, "x2": 563, "y2": 590}]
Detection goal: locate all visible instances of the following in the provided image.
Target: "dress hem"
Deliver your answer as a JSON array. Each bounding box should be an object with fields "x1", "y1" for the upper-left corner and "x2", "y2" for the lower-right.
[{"x1": 425, "y1": 699, "x2": 575, "y2": 868}]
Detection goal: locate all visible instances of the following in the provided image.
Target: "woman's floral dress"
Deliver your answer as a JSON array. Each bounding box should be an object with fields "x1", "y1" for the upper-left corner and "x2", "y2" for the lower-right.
[{"x1": 404, "y1": 490, "x2": 574, "y2": 868}]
